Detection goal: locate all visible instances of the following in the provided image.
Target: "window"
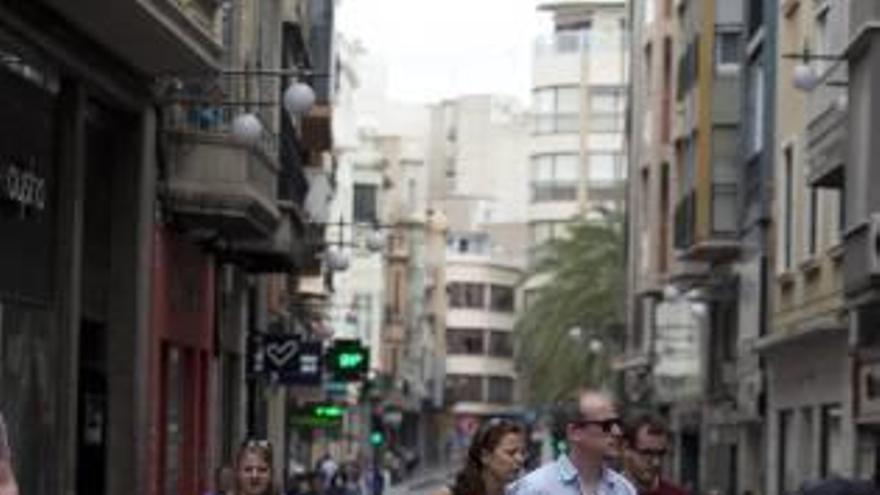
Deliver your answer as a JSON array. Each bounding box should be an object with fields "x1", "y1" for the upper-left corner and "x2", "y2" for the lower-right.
[
  {"x1": 488, "y1": 376, "x2": 515, "y2": 404},
  {"x1": 531, "y1": 154, "x2": 580, "y2": 202},
  {"x1": 445, "y1": 375, "x2": 483, "y2": 403},
  {"x1": 489, "y1": 285, "x2": 515, "y2": 313},
  {"x1": 533, "y1": 86, "x2": 580, "y2": 134},
  {"x1": 590, "y1": 91, "x2": 625, "y2": 114},
  {"x1": 779, "y1": 410, "x2": 796, "y2": 495},
  {"x1": 643, "y1": 0, "x2": 656, "y2": 25},
  {"x1": 807, "y1": 187, "x2": 819, "y2": 257},
  {"x1": 590, "y1": 87, "x2": 626, "y2": 134},
  {"x1": 447, "y1": 328, "x2": 485, "y2": 355},
  {"x1": 716, "y1": 31, "x2": 741, "y2": 73},
  {"x1": 588, "y1": 153, "x2": 623, "y2": 184},
  {"x1": 781, "y1": 145, "x2": 794, "y2": 270},
  {"x1": 353, "y1": 184, "x2": 378, "y2": 223},
  {"x1": 529, "y1": 221, "x2": 569, "y2": 247},
  {"x1": 820, "y1": 404, "x2": 843, "y2": 477},
  {"x1": 448, "y1": 283, "x2": 485, "y2": 309},
  {"x1": 489, "y1": 331, "x2": 514, "y2": 358},
  {"x1": 749, "y1": 61, "x2": 765, "y2": 153}
]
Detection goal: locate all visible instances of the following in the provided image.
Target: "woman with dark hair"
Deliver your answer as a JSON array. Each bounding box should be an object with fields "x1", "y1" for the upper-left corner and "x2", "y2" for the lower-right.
[
  {"x1": 234, "y1": 439, "x2": 276, "y2": 495},
  {"x1": 435, "y1": 418, "x2": 526, "y2": 495}
]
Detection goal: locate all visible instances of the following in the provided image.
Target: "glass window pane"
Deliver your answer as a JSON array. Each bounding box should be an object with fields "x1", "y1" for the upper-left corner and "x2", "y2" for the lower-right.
[
  {"x1": 556, "y1": 86, "x2": 580, "y2": 114},
  {"x1": 447, "y1": 328, "x2": 485, "y2": 355},
  {"x1": 591, "y1": 94, "x2": 619, "y2": 113},
  {"x1": 488, "y1": 376, "x2": 514, "y2": 404},
  {"x1": 489, "y1": 331, "x2": 514, "y2": 357},
  {"x1": 489, "y1": 285, "x2": 515, "y2": 313},
  {"x1": 533, "y1": 88, "x2": 555, "y2": 114},
  {"x1": 589, "y1": 154, "x2": 619, "y2": 182},
  {"x1": 554, "y1": 154, "x2": 580, "y2": 181},
  {"x1": 533, "y1": 155, "x2": 554, "y2": 181}
]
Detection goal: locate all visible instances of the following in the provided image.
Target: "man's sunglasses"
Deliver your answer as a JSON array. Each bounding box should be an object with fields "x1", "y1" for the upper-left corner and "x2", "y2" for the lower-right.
[{"x1": 571, "y1": 417, "x2": 622, "y2": 433}]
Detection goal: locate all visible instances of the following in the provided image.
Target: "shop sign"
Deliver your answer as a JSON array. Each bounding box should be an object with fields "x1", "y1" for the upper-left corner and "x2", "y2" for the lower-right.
[
  {"x1": 0, "y1": 160, "x2": 47, "y2": 215},
  {"x1": 249, "y1": 334, "x2": 323, "y2": 386}
]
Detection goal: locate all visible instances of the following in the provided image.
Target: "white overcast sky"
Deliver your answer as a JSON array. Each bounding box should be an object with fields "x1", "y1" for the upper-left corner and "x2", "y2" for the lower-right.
[{"x1": 337, "y1": 0, "x2": 551, "y2": 104}]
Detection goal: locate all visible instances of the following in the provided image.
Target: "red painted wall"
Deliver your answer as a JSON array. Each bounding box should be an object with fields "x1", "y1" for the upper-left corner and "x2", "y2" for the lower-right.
[{"x1": 148, "y1": 226, "x2": 216, "y2": 495}]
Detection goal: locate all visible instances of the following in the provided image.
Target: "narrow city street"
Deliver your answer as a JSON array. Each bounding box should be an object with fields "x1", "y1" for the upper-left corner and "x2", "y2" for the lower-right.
[{"x1": 4, "y1": 1, "x2": 880, "y2": 495}]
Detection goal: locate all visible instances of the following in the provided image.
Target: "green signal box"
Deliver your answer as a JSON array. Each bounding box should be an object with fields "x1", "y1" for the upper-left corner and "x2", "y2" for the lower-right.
[
  {"x1": 290, "y1": 403, "x2": 347, "y2": 428},
  {"x1": 327, "y1": 340, "x2": 369, "y2": 382}
]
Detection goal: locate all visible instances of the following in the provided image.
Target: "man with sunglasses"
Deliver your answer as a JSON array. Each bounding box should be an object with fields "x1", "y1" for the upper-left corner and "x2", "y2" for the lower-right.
[
  {"x1": 621, "y1": 415, "x2": 686, "y2": 495},
  {"x1": 508, "y1": 390, "x2": 636, "y2": 495}
]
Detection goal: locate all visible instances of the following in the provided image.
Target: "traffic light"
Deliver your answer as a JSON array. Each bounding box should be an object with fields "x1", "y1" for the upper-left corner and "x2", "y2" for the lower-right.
[
  {"x1": 327, "y1": 340, "x2": 369, "y2": 382},
  {"x1": 369, "y1": 413, "x2": 385, "y2": 446}
]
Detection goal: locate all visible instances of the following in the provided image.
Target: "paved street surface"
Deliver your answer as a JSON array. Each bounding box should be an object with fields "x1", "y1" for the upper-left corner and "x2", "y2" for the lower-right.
[{"x1": 388, "y1": 464, "x2": 455, "y2": 495}]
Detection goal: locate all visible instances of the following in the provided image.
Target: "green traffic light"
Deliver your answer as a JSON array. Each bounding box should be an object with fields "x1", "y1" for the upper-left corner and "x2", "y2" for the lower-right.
[
  {"x1": 338, "y1": 352, "x2": 365, "y2": 369},
  {"x1": 369, "y1": 431, "x2": 385, "y2": 446}
]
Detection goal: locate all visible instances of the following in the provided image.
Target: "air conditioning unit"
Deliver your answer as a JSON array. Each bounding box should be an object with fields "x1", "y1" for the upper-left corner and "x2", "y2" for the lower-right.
[{"x1": 868, "y1": 213, "x2": 880, "y2": 273}]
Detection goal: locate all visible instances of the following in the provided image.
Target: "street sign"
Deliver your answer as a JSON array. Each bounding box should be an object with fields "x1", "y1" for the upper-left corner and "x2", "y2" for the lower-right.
[{"x1": 249, "y1": 334, "x2": 323, "y2": 385}]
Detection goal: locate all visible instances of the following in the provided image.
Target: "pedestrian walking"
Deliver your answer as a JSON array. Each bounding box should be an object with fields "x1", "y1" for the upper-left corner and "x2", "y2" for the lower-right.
[
  {"x1": 433, "y1": 417, "x2": 526, "y2": 495},
  {"x1": 507, "y1": 389, "x2": 637, "y2": 495},
  {"x1": 621, "y1": 414, "x2": 687, "y2": 495},
  {"x1": 234, "y1": 439, "x2": 277, "y2": 495},
  {"x1": 0, "y1": 412, "x2": 18, "y2": 495}
]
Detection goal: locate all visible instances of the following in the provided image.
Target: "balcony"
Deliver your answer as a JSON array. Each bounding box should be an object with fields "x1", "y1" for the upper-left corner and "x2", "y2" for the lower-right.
[
  {"x1": 534, "y1": 30, "x2": 590, "y2": 57},
  {"x1": 674, "y1": 184, "x2": 740, "y2": 262},
  {"x1": 161, "y1": 102, "x2": 282, "y2": 240},
  {"x1": 219, "y1": 206, "x2": 301, "y2": 273},
  {"x1": 42, "y1": 0, "x2": 224, "y2": 74},
  {"x1": 805, "y1": 60, "x2": 848, "y2": 188}
]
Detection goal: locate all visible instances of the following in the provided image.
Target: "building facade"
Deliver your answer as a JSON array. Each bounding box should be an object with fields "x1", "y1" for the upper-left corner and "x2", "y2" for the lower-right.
[{"x1": 529, "y1": 0, "x2": 628, "y2": 265}]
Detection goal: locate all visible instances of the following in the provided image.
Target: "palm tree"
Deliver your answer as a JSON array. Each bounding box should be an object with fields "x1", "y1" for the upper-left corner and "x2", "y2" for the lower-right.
[{"x1": 516, "y1": 213, "x2": 626, "y2": 404}]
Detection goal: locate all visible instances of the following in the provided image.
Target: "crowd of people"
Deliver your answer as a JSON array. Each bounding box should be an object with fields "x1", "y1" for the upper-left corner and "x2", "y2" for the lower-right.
[
  {"x1": 433, "y1": 388, "x2": 880, "y2": 495},
  {"x1": 1, "y1": 393, "x2": 879, "y2": 495}
]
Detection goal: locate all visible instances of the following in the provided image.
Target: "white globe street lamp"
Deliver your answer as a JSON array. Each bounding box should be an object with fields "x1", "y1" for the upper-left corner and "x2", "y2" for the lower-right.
[
  {"x1": 793, "y1": 63, "x2": 819, "y2": 92},
  {"x1": 588, "y1": 338, "x2": 604, "y2": 355},
  {"x1": 326, "y1": 248, "x2": 350, "y2": 272},
  {"x1": 365, "y1": 230, "x2": 386, "y2": 253},
  {"x1": 232, "y1": 113, "x2": 263, "y2": 144},
  {"x1": 283, "y1": 81, "x2": 316, "y2": 116}
]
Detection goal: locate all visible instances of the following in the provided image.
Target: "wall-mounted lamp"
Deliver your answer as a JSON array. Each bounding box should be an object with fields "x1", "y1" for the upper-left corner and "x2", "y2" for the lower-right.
[
  {"x1": 161, "y1": 67, "x2": 327, "y2": 144},
  {"x1": 782, "y1": 45, "x2": 845, "y2": 92}
]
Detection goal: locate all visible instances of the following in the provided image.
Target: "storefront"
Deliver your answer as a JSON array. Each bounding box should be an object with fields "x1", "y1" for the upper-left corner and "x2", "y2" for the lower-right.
[
  {"x1": 149, "y1": 227, "x2": 216, "y2": 495},
  {"x1": 762, "y1": 328, "x2": 853, "y2": 495},
  {"x1": 0, "y1": 3, "x2": 163, "y2": 495}
]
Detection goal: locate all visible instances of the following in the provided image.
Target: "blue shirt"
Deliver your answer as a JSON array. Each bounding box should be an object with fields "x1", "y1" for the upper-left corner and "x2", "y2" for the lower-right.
[{"x1": 507, "y1": 454, "x2": 637, "y2": 495}]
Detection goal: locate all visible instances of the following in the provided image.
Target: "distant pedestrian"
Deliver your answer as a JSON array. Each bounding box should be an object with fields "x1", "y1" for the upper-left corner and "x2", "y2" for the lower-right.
[
  {"x1": 0, "y1": 412, "x2": 18, "y2": 495},
  {"x1": 433, "y1": 417, "x2": 526, "y2": 495},
  {"x1": 234, "y1": 439, "x2": 276, "y2": 495},
  {"x1": 508, "y1": 389, "x2": 637, "y2": 495},
  {"x1": 621, "y1": 414, "x2": 687, "y2": 495}
]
